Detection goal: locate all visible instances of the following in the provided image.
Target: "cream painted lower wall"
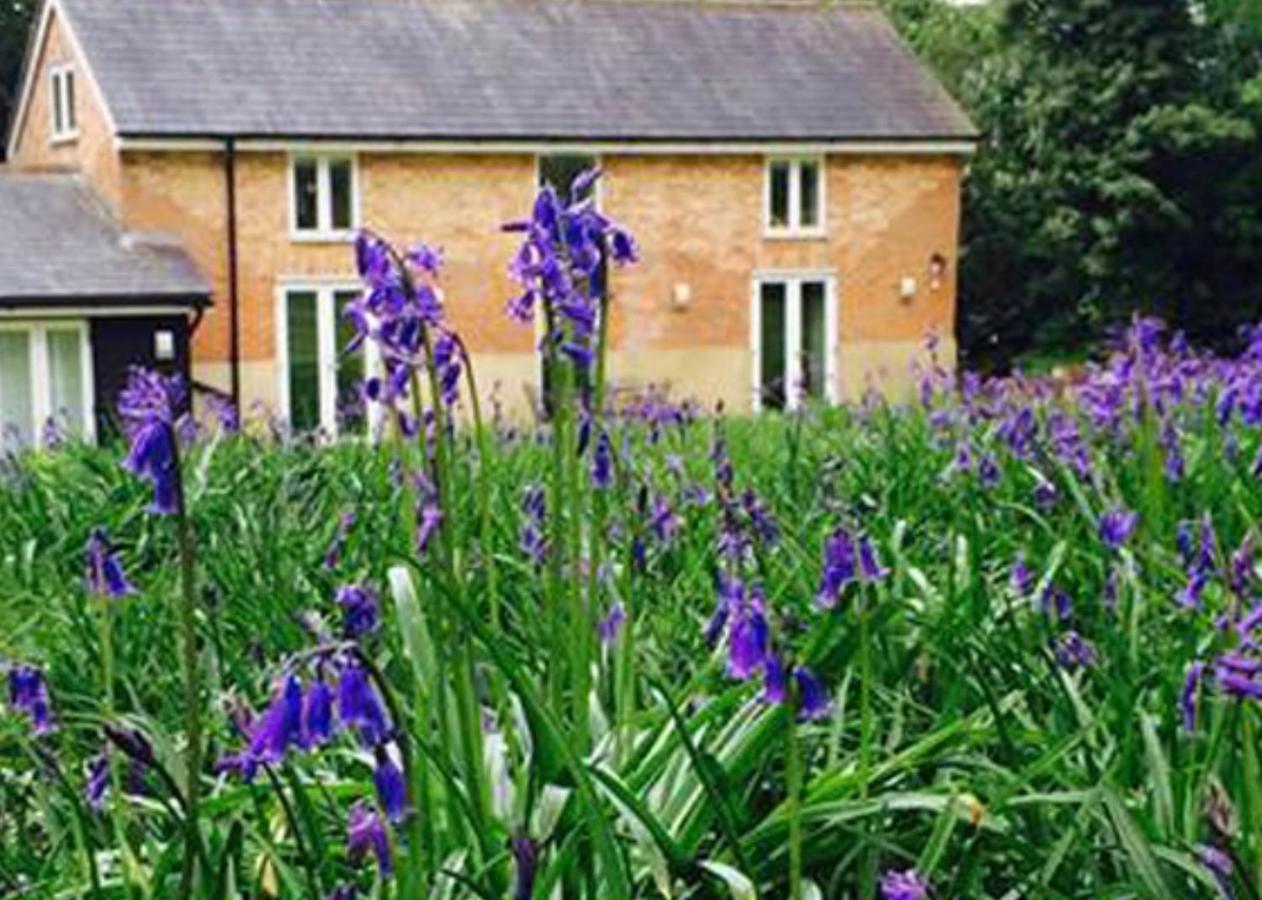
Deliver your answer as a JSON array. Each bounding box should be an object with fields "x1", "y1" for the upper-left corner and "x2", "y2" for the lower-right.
[{"x1": 189, "y1": 339, "x2": 956, "y2": 425}]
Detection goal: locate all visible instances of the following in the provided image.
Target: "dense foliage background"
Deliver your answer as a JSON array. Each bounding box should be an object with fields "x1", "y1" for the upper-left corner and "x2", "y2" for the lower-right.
[{"x1": 880, "y1": 0, "x2": 1262, "y2": 368}]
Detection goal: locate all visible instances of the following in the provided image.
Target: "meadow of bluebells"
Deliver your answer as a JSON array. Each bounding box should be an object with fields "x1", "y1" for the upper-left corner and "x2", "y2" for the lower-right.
[{"x1": 3, "y1": 179, "x2": 1262, "y2": 898}]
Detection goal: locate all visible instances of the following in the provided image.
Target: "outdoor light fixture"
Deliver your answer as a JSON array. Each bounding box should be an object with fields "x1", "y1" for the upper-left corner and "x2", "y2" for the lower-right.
[
  {"x1": 154, "y1": 330, "x2": 175, "y2": 361},
  {"x1": 929, "y1": 252, "x2": 948, "y2": 291},
  {"x1": 672, "y1": 282, "x2": 692, "y2": 310},
  {"x1": 900, "y1": 276, "x2": 917, "y2": 301}
]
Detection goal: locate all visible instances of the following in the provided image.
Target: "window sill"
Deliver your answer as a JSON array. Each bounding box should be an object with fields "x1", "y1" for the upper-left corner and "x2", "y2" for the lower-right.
[
  {"x1": 290, "y1": 230, "x2": 357, "y2": 245},
  {"x1": 763, "y1": 229, "x2": 828, "y2": 242},
  {"x1": 49, "y1": 131, "x2": 79, "y2": 147}
]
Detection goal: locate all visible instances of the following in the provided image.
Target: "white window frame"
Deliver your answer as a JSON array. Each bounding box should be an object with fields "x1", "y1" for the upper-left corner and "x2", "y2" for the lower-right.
[
  {"x1": 274, "y1": 282, "x2": 380, "y2": 437},
  {"x1": 48, "y1": 64, "x2": 78, "y2": 144},
  {"x1": 763, "y1": 156, "x2": 826, "y2": 240},
  {"x1": 750, "y1": 272, "x2": 839, "y2": 412},
  {"x1": 0, "y1": 319, "x2": 95, "y2": 444},
  {"x1": 288, "y1": 154, "x2": 359, "y2": 242}
]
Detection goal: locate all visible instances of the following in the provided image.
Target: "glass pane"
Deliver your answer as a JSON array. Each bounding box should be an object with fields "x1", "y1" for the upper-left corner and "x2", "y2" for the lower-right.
[
  {"x1": 538, "y1": 154, "x2": 598, "y2": 203},
  {"x1": 51, "y1": 74, "x2": 63, "y2": 134},
  {"x1": 47, "y1": 329, "x2": 84, "y2": 436},
  {"x1": 64, "y1": 71, "x2": 76, "y2": 130},
  {"x1": 759, "y1": 283, "x2": 786, "y2": 411},
  {"x1": 292, "y1": 159, "x2": 319, "y2": 231},
  {"x1": 335, "y1": 291, "x2": 366, "y2": 434},
  {"x1": 768, "y1": 162, "x2": 790, "y2": 229},
  {"x1": 0, "y1": 331, "x2": 33, "y2": 445},
  {"x1": 329, "y1": 160, "x2": 353, "y2": 231},
  {"x1": 286, "y1": 291, "x2": 321, "y2": 431},
  {"x1": 799, "y1": 161, "x2": 820, "y2": 229},
  {"x1": 801, "y1": 282, "x2": 827, "y2": 401}
]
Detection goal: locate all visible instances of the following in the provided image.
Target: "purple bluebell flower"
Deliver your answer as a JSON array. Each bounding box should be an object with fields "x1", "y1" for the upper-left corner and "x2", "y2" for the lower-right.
[
  {"x1": 1039, "y1": 585, "x2": 1073, "y2": 622},
  {"x1": 338, "y1": 661, "x2": 391, "y2": 746},
  {"x1": 1160, "y1": 418, "x2": 1185, "y2": 482},
  {"x1": 372, "y1": 746, "x2": 410, "y2": 823},
  {"x1": 705, "y1": 574, "x2": 741, "y2": 645},
  {"x1": 816, "y1": 526, "x2": 857, "y2": 609},
  {"x1": 858, "y1": 537, "x2": 890, "y2": 582},
  {"x1": 336, "y1": 585, "x2": 379, "y2": 640},
  {"x1": 511, "y1": 835, "x2": 539, "y2": 900},
  {"x1": 1010, "y1": 553, "x2": 1033, "y2": 596},
  {"x1": 249, "y1": 675, "x2": 304, "y2": 764},
  {"x1": 597, "y1": 603, "x2": 625, "y2": 645},
  {"x1": 1054, "y1": 631, "x2": 1097, "y2": 670},
  {"x1": 1033, "y1": 478, "x2": 1058, "y2": 511},
  {"x1": 416, "y1": 496, "x2": 443, "y2": 556},
  {"x1": 1230, "y1": 538, "x2": 1254, "y2": 597},
  {"x1": 1215, "y1": 651, "x2": 1262, "y2": 700},
  {"x1": 347, "y1": 800, "x2": 392, "y2": 877},
  {"x1": 726, "y1": 591, "x2": 770, "y2": 681},
  {"x1": 880, "y1": 868, "x2": 930, "y2": 900},
  {"x1": 7, "y1": 665, "x2": 55, "y2": 736},
  {"x1": 742, "y1": 490, "x2": 779, "y2": 547},
  {"x1": 998, "y1": 405, "x2": 1037, "y2": 459},
  {"x1": 591, "y1": 432, "x2": 614, "y2": 489},
  {"x1": 85, "y1": 751, "x2": 110, "y2": 812},
  {"x1": 406, "y1": 243, "x2": 444, "y2": 275},
  {"x1": 118, "y1": 367, "x2": 188, "y2": 515},
  {"x1": 85, "y1": 528, "x2": 135, "y2": 598},
  {"x1": 1183, "y1": 662, "x2": 1205, "y2": 731},
  {"x1": 794, "y1": 667, "x2": 831, "y2": 721},
  {"x1": 302, "y1": 679, "x2": 335, "y2": 749},
  {"x1": 1196, "y1": 844, "x2": 1233, "y2": 898},
  {"x1": 1178, "y1": 570, "x2": 1211, "y2": 610},
  {"x1": 649, "y1": 494, "x2": 679, "y2": 544},
  {"x1": 979, "y1": 454, "x2": 1001, "y2": 488},
  {"x1": 1099, "y1": 508, "x2": 1138, "y2": 550},
  {"x1": 519, "y1": 485, "x2": 548, "y2": 567}
]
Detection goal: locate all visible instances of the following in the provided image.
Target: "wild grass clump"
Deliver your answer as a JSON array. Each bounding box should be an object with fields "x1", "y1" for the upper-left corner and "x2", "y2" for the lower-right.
[{"x1": 3, "y1": 175, "x2": 1262, "y2": 898}]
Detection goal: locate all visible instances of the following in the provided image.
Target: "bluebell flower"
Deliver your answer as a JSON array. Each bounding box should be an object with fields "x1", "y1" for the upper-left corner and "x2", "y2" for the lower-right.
[
  {"x1": 302, "y1": 679, "x2": 335, "y2": 749},
  {"x1": 1099, "y1": 508, "x2": 1138, "y2": 550},
  {"x1": 85, "y1": 751, "x2": 110, "y2": 812},
  {"x1": 338, "y1": 661, "x2": 391, "y2": 746},
  {"x1": 1010, "y1": 553, "x2": 1033, "y2": 596},
  {"x1": 1054, "y1": 631, "x2": 1097, "y2": 670},
  {"x1": 249, "y1": 675, "x2": 304, "y2": 764},
  {"x1": 416, "y1": 497, "x2": 443, "y2": 556},
  {"x1": 511, "y1": 835, "x2": 539, "y2": 900},
  {"x1": 118, "y1": 367, "x2": 188, "y2": 515},
  {"x1": 597, "y1": 603, "x2": 625, "y2": 646},
  {"x1": 1196, "y1": 844, "x2": 1233, "y2": 899},
  {"x1": 591, "y1": 432, "x2": 613, "y2": 489},
  {"x1": 1183, "y1": 662, "x2": 1205, "y2": 731},
  {"x1": 649, "y1": 494, "x2": 679, "y2": 544},
  {"x1": 1033, "y1": 478, "x2": 1058, "y2": 510},
  {"x1": 726, "y1": 589, "x2": 770, "y2": 681},
  {"x1": 880, "y1": 868, "x2": 929, "y2": 900},
  {"x1": 979, "y1": 454, "x2": 1001, "y2": 488},
  {"x1": 85, "y1": 528, "x2": 135, "y2": 598},
  {"x1": 347, "y1": 800, "x2": 392, "y2": 877},
  {"x1": 816, "y1": 526, "x2": 856, "y2": 609},
  {"x1": 794, "y1": 667, "x2": 831, "y2": 720},
  {"x1": 323, "y1": 512, "x2": 356, "y2": 570},
  {"x1": 858, "y1": 537, "x2": 889, "y2": 582},
  {"x1": 373, "y1": 746, "x2": 409, "y2": 823},
  {"x1": 761, "y1": 654, "x2": 787, "y2": 705},
  {"x1": 7, "y1": 665, "x2": 55, "y2": 735},
  {"x1": 337, "y1": 585, "x2": 379, "y2": 640},
  {"x1": 742, "y1": 490, "x2": 779, "y2": 547}
]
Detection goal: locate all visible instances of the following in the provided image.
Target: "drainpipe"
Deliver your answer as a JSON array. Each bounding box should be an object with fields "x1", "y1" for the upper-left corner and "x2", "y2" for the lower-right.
[{"x1": 224, "y1": 136, "x2": 242, "y2": 410}]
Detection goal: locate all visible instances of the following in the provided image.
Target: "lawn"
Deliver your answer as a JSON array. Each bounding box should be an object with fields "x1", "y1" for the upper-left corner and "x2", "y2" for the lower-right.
[{"x1": 2, "y1": 185, "x2": 1261, "y2": 899}]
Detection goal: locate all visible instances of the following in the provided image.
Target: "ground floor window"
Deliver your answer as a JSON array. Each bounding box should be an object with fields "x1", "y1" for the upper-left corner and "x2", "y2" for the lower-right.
[
  {"x1": 751, "y1": 274, "x2": 838, "y2": 412},
  {"x1": 276, "y1": 285, "x2": 378, "y2": 436},
  {"x1": 0, "y1": 321, "x2": 93, "y2": 445}
]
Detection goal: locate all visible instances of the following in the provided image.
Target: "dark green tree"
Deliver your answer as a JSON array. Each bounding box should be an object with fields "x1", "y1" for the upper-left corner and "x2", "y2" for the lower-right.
[{"x1": 1, "y1": 0, "x2": 36, "y2": 160}]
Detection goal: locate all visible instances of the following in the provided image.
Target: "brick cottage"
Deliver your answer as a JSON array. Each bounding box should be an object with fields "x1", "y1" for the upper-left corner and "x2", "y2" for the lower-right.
[{"x1": 0, "y1": 0, "x2": 975, "y2": 440}]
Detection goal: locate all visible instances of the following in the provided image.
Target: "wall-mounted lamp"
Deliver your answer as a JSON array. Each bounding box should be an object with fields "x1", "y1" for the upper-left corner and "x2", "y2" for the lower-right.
[
  {"x1": 672, "y1": 282, "x2": 692, "y2": 310},
  {"x1": 929, "y1": 252, "x2": 948, "y2": 292},
  {"x1": 899, "y1": 276, "x2": 917, "y2": 301},
  {"x1": 154, "y1": 329, "x2": 175, "y2": 362}
]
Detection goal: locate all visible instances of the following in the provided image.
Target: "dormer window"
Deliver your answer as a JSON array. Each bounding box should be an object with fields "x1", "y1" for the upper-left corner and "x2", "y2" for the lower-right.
[
  {"x1": 290, "y1": 154, "x2": 358, "y2": 241},
  {"x1": 765, "y1": 157, "x2": 825, "y2": 238},
  {"x1": 49, "y1": 65, "x2": 77, "y2": 142}
]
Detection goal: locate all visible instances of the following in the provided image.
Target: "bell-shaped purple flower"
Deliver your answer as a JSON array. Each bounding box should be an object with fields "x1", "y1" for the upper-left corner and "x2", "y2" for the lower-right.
[
  {"x1": 85, "y1": 751, "x2": 110, "y2": 812},
  {"x1": 336, "y1": 585, "x2": 379, "y2": 640},
  {"x1": 858, "y1": 537, "x2": 890, "y2": 582},
  {"x1": 1183, "y1": 661, "x2": 1205, "y2": 732},
  {"x1": 1099, "y1": 508, "x2": 1138, "y2": 550},
  {"x1": 1054, "y1": 631, "x2": 1098, "y2": 670},
  {"x1": 347, "y1": 800, "x2": 392, "y2": 877},
  {"x1": 250, "y1": 675, "x2": 304, "y2": 764},
  {"x1": 85, "y1": 528, "x2": 136, "y2": 598},
  {"x1": 761, "y1": 653, "x2": 787, "y2": 705},
  {"x1": 323, "y1": 512, "x2": 356, "y2": 570},
  {"x1": 816, "y1": 526, "x2": 857, "y2": 609},
  {"x1": 511, "y1": 834, "x2": 539, "y2": 900},
  {"x1": 338, "y1": 661, "x2": 391, "y2": 746},
  {"x1": 880, "y1": 868, "x2": 929, "y2": 900},
  {"x1": 7, "y1": 665, "x2": 55, "y2": 736},
  {"x1": 118, "y1": 367, "x2": 187, "y2": 515},
  {"x1": 302, "y1": 679, "x2": 335, "y2": 749},
  {"x1": 726, "y1": 590, "x2": 770, "y2": 681},
  {"x1": 372, "y1": 746, "x2": 410, "y2": 823},
  {"x1": 597, "y1": 603, "x2": 625, "y2": 646},
  {"x1": 794, "y1": 667, "x2": 831, "y2": 721}
]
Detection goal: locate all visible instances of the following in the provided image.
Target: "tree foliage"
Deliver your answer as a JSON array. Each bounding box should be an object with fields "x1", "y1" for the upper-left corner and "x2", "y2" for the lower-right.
[
  {"x1": 0, "y1": 0, "x2": 35, "y2": 159},
  {"x1": 886, "y1": 0, "x2": 1262, "y2": 368}
]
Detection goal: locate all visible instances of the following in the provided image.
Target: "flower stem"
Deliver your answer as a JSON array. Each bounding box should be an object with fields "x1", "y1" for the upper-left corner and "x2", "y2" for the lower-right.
[{"x1": 785, "y1": 707, "x2": 804, "y2": 900}]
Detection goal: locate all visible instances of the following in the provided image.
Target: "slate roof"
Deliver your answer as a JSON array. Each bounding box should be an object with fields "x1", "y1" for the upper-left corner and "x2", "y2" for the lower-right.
[
  {"x1": 0, "y1": 174, "x2": 210, "y2": 305},
  {"x1": 59, "y1": 0, "x2": 976, "y2": 143}
]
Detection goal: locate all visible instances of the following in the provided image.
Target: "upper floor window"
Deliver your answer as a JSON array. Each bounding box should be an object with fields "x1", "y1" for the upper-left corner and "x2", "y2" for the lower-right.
[
  {"x1": 765, "y1": 157, "x2": 824, "y2": 238},
  {"x1": 290, "y1": 155, "x2": 357, "y2": 240},
  {"x1": 49, "y1": 65, "x2": 77, "y2": 142}
]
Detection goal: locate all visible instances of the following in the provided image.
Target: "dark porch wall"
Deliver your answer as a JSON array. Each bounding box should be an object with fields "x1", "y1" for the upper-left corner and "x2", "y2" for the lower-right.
[{"x1": 90, "y1": 315, "x2": 190, "y2": 437}]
